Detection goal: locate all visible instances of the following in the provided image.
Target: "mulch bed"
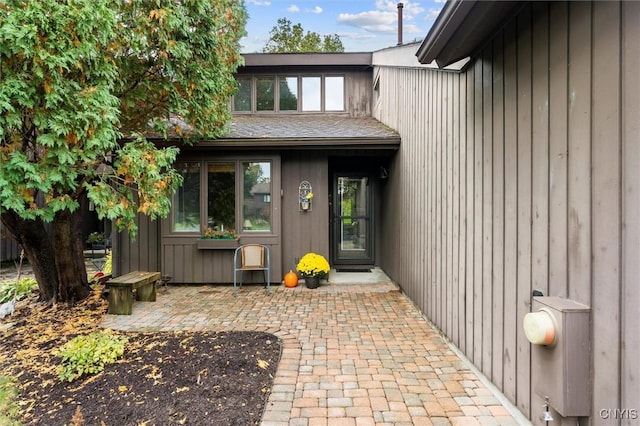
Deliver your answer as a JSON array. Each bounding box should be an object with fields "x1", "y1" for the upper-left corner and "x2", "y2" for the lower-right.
[{"x1": 0, "y1": 287, "x2": 282, "y2": 426}]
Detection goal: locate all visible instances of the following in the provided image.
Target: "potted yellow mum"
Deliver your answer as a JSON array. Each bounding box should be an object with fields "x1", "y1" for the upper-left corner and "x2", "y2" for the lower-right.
[{"x1": 296, "y1": 252, "x2": 330, "y2": 289}]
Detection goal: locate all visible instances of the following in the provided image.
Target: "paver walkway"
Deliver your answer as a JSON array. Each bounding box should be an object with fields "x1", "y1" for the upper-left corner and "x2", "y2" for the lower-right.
[{"x1": 102, "y1": 280, "x2": 529, "y2": 426}]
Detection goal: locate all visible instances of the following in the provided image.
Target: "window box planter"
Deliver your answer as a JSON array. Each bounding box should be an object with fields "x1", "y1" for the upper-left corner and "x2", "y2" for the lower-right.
[{"x1": 196, "y1": 238, "x2": 240, "y2": 250}]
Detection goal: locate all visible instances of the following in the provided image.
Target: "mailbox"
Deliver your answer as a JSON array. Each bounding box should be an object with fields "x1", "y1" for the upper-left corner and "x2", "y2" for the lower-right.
[{"x1": 524, "y1": 297, "x2": 591, "y2": 417}]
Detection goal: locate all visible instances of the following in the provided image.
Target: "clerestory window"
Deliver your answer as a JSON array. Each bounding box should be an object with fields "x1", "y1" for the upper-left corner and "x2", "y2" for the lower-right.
[{"x1": 233, "y1": 75, "x2": 345, "y2": 113}]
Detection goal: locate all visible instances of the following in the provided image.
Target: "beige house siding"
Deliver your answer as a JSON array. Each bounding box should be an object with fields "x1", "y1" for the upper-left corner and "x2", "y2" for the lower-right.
[{"x1": 374, "y1": 1, "x2": 639, "y2": 422}]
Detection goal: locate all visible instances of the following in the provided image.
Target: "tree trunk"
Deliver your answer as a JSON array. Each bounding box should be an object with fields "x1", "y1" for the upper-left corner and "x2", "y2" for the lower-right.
[
  {"x1": 2, "y1": 207, "x2": 91, "y2": 304},
  {"x1": 52, "y1": 208, "x2": 90, "y2": 303},
  {"x1": 1, "y1": 211, "x2": 59, "y2": 302}
]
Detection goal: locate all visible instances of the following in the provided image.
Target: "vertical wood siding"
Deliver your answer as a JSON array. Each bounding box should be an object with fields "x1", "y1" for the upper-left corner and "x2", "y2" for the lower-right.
[
  {"x1": 0, "y1": 233, "x2": 20, "y2": 262},
  {"x1": 621, "y1": 3, "x2": 640, "y2": 422},
  {"x1": 375, "y1": 1, "x2": 639, "y2": 421},
  {"x1": 115, "y1": 216, "x2": 161, "y2": 277},
  {"x1": 281, "y1": 152, "x2": 330, "y2": 272}
]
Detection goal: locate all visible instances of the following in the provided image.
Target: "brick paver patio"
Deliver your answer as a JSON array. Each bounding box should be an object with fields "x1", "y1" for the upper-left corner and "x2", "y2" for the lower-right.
[{"x1": 102, "y1": 281, "x2": 529, "y2": 426}]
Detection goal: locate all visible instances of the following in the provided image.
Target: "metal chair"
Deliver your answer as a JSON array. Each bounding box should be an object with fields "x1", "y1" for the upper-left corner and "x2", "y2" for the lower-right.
[{"x1": 233, "y1": 244, "x2": 270, "y2": 295}]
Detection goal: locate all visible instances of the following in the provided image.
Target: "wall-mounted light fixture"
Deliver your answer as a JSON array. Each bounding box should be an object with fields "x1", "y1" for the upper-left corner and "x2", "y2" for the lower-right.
[{"x1": 299, "y1": 181, "x2": 313, "y2": 212}]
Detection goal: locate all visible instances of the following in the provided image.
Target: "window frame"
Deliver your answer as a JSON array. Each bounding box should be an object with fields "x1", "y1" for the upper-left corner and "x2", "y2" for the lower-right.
[
  {"x1": 232, "y1": 74, "x2": 345, "y2": 114},
  {"x1": 169, "y1": 157, "x2": 276, "y2": 237}
]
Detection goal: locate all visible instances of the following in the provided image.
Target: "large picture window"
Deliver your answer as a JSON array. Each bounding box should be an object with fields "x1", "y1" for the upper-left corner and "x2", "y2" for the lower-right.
[
  {"x1": 243, "y1": 162, "x2": 271, "y2": 231},
  {"x1": 207, "y1": 163, "x2": 236, "y2": 231},
  {"x1": 173, "y1": 160, "x2": 272, "y2": 234},
  {"x1": 173, "y1": 163, "x2": 201, "y2": 232}
]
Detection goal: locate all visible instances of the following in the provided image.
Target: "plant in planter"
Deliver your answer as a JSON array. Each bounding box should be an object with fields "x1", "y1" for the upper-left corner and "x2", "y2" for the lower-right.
[
  {"x1": 87, "y1": 232, "x2": 108, "y2": 256},
  {"x1": 296, "y1": 252, "x2": 330, "y2": 289},
  {"x1": 197, "y1": 227, "x2": 239, "y2": 249},
  {"x1": 86, "y1": 232, "x2": 106, "y2": 246},
  {"x1": 201, "y1": 227, "x2": 238, "y2": 240}
]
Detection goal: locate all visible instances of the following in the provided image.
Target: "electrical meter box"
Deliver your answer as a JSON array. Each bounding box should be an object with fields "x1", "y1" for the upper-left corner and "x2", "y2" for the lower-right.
[{"x1": 529, "y1": 297, "x2": 590, "y2": 417}]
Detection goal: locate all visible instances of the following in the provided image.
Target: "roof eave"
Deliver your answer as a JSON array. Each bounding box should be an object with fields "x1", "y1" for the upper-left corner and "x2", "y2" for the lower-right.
[
  {"x1": 242, "y1": 52, "x2": 373, "y2": 67},
  {"x1": 416, "y1": 0, "x2": 524, "y2": 68},
  {"x1": 190, "y1": 136, "x2": 401, "y2": 151}
]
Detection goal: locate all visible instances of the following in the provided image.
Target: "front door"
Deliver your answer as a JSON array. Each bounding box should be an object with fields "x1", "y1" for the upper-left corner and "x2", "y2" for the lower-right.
[{"x1": 331, "y1": 174, "x2": 374, "y2": 267}]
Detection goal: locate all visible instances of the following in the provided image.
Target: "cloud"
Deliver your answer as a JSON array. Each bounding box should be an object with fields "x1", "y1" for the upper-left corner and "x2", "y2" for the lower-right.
[
  {"x1": 290, "y1": 5, "x2": 322, "y2": 15},
  {"x1": 424, "y1": 8, "x2": 441, "y2": 22},
  {"x1": 336, "y1": 31, "x2": 377, "y2": 41},
  {"x1": 338, "y1": 0, "x2": 424, "y2": 34},
  {"x1": 246, "y1": 0, "x2": 271, "y2": 5}
]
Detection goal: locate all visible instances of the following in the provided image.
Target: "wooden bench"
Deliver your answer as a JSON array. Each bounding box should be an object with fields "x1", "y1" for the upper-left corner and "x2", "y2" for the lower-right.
[{"x1": 106, "y1": 271, "x2": 161, "y2": 315}]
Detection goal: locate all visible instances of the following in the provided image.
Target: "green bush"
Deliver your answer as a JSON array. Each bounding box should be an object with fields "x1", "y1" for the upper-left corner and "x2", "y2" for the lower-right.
[
  {"x1": 0, "y1": 375, "x2": 21, "y2": 426},
  {"x1": 0, "y1": 277, "x2": 37, "y2": 304},
  {"x1": 54, "y1": 331, "x2": 128, "y2": 382}
]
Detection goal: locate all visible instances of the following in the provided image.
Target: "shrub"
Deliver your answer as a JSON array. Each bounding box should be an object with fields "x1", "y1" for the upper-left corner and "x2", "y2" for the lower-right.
[
  {"x1": 0, "y1": 277, "x2": 38, "y2": 304},
  {"x1": 54, "y1": 331, "x2": 128, "y2": 382}
]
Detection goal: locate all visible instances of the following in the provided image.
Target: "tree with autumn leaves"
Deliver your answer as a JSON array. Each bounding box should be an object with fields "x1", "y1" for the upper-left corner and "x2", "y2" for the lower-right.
[{"x1": 0, "y1": 0, "x2": 247, "y2": 303}]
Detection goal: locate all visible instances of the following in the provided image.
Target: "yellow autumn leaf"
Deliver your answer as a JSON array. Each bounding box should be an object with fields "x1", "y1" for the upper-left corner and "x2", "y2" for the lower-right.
[
  {"x1": 257, "y1": 359, "x2": 269, "y2": 370},
  {"x1": 118, "y1": 385, "x2": 128, "y2": 392},
  {"x1": 175, "y1": 386, "x2": 189, "y2": 393}
]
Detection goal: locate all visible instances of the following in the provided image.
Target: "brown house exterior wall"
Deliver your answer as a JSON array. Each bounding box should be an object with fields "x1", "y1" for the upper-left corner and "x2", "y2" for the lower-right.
[
  {"x1": 374, "y1": 1, "x2": 639, "y2": 423},
  {"x1": 281, "y1": 152, "x2": 330, "y2": 272}
]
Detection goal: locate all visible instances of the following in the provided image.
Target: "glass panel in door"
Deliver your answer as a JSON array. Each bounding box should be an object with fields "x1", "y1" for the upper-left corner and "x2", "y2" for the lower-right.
[{"x1": 333, "y1": 176, "x2": 373, "y2": 264}]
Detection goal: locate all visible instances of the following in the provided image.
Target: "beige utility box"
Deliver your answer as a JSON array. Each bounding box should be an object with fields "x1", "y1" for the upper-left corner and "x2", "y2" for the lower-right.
[{"x1": 525, "y1": 296, "x2": 591, "y2": 417}]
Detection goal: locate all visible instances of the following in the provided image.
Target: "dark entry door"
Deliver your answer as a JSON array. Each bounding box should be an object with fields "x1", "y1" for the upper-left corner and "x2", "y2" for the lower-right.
[{"x1": 331, "y1": 174, "x2": 374, "y2": 266}]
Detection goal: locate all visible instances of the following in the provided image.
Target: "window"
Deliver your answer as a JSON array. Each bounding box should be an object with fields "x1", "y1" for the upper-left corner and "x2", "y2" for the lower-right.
[
  {"x1": 325, "y1": 76, "x2": 345, "y2": 111},
  {"x1": 173, "y1": 160, "x2": 272, "y2": 234},
  {"x1": 279, "y1": 77, "x2": 298, "y2": 111},
  {"x1": 256, "y1": 77, "x2": 275, "y2": 111},
  {"x1": 233, "y1": 75, "x2": 344, "y2": 113},
  {"x1": 234, "y1": 78, "x2": 251, "y2": 112},
  {"x1": 173, "y1": 163, "x2": 201, "y2": 232},
  {"x1": 243, "y1": 162, "x2": 271, "y2": 231},
  {"x1": 301, "y1": 77, "x2": 321, "y2": 111},
  {"x1": 207, "y1": 163, "x2": 235, "y2": 230}
]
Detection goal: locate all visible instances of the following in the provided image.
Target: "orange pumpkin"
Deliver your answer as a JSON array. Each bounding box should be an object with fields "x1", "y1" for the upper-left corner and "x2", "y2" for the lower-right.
[{"x1": 284, "y1": 270, "x2": 299, "y2": 288}]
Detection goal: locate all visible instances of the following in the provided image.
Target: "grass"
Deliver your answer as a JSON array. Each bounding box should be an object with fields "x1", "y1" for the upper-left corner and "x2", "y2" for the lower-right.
[{"x1": 0, "y1": 375, "x2": 21, "y2": 426}]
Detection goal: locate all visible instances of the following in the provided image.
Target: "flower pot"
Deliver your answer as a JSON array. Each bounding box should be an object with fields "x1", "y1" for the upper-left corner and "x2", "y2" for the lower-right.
[
  {"x1": 301, "y1": 200, "x2": 310, "y2": 211},
  {"x1": 305, "y1": 276, "x2": 320, "y2": 289}
]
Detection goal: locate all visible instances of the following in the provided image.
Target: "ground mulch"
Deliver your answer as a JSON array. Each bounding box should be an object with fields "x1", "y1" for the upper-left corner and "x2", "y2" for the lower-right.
[{"x1": 0, "y1": 287, "x2": 282, "y2": 426}]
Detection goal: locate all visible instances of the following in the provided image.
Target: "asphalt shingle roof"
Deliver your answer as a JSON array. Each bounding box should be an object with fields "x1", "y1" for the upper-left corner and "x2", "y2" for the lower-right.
[{"x1": 221, "y1": 115, "x2": 399, "y2": 141}]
